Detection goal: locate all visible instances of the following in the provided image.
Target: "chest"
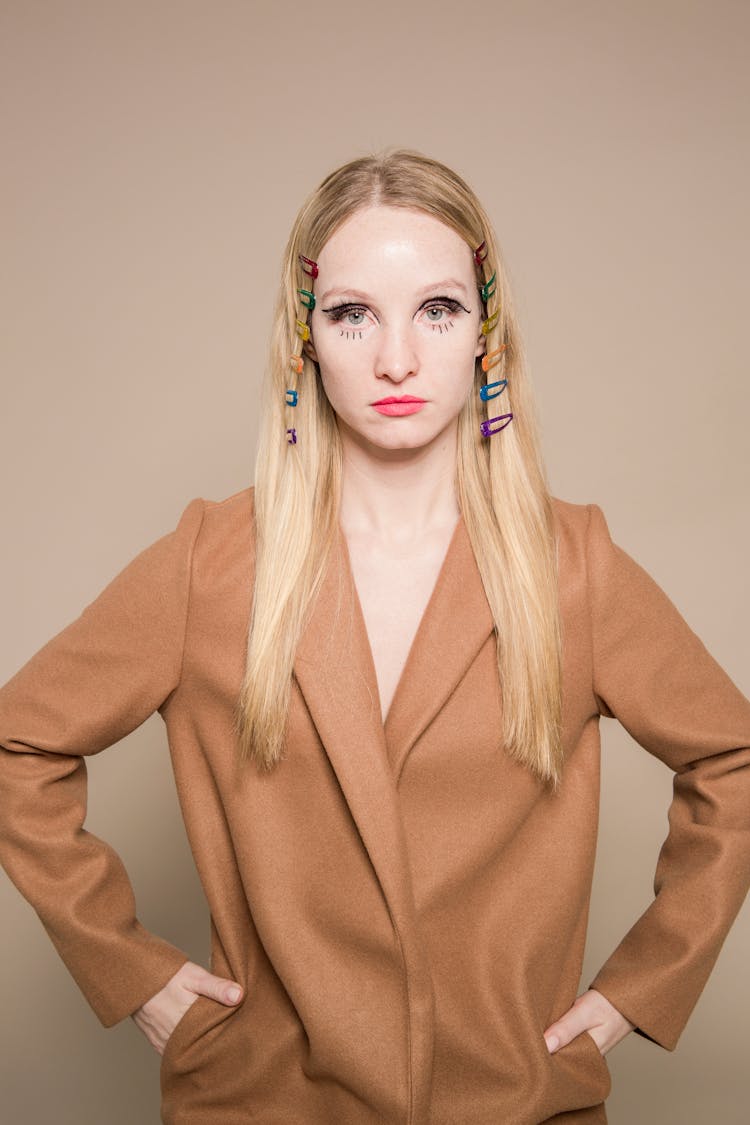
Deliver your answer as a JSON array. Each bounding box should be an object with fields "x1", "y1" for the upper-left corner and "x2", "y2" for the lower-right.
[{"x1": 344, "y1": 526, "x2": 458, "y2": 724}]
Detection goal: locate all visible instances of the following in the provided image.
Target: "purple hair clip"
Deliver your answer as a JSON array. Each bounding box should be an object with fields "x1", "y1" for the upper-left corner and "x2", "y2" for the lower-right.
[{"x1": 480, "y1": 413, "x2": 513, "y2": 438}]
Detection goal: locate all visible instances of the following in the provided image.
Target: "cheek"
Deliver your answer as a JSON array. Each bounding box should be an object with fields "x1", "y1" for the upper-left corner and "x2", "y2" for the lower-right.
[
  {"x1": 427, "y1": 324, "x2": 481, "y2": 390},
  {"x1": 315, "y1": 357, "x2": 361, "y2": 418}
]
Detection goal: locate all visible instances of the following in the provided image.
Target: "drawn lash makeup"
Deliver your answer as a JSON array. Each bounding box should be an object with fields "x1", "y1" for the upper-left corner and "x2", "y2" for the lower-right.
[{"x1": 321, "y1": 296, "x2": 469, "y2": 326}]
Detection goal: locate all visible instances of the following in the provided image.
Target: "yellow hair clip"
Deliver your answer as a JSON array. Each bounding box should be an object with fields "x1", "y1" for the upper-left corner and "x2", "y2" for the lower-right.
[
  {"x1": 295, "y1": 319, "x2": 311, "y2": 342},
  {"x1": 481, "y1": 309, "x2": 500, "y2": 335}
]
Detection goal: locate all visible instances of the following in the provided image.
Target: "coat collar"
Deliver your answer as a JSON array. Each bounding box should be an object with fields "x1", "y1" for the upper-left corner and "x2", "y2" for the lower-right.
[{"x1": 293, "y1": 509, "x2": 494, "y2": 825}]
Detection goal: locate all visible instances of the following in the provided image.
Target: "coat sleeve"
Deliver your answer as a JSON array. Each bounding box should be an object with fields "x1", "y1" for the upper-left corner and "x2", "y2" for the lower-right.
[
  {"x1": 0, "y1": 496, "x2": 206, "y2": 1028},
  {"x1": 582, "y1": 502, "x2": 750, "y2": 1051}
]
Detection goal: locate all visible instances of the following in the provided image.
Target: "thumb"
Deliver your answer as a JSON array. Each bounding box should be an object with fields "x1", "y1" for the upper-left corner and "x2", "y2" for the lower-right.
[{"x1": 194, "y1": 971, "x2": 244, "y2": 1007}]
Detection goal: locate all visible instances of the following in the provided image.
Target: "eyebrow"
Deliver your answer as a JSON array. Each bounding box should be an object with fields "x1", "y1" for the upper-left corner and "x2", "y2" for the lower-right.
[{"x1": 319, "y1": 278, "x2": 470, "y2": 304}]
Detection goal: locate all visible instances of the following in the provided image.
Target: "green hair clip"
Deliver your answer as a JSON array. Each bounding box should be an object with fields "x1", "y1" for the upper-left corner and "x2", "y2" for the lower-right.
[{"x1": 480, "y1": 271, "x2": 497, "y2": 303}]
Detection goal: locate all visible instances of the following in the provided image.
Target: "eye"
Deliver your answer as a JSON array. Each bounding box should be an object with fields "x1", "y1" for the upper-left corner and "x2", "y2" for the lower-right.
[
  {"x1": 322, "y1": 303, "x2": 369, "y2": 327},
  {"x1": 423, "y1": 298, "x2": 465, "y2": 323}
]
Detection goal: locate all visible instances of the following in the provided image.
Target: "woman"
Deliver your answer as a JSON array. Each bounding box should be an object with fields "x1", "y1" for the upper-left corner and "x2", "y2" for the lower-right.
[{"x1": 1, "y1": 149, "x2": 749, "y2": 1124}]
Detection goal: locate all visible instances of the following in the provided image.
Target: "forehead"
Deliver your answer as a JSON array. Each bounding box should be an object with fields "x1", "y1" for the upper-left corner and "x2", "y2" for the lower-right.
[{"x1": 316, "y1": 205, "x2": 473, "y2": 278}]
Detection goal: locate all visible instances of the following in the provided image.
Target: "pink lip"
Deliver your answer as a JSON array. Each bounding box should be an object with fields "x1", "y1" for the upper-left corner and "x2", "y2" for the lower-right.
[
  {"x1": 371, "y1": 394, "x2": 427, "y2": 417},
  {"x1": 373, "y1": 400, "x2": 425, "y2": 409}
]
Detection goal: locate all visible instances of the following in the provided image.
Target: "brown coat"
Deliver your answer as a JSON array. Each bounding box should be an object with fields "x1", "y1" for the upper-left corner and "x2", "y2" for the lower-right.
[{"x1": 1, "y1": 486, "x2": 749, "y2": 1125}]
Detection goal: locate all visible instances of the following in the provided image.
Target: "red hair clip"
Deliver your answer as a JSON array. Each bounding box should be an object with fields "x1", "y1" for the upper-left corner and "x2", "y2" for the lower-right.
[
  {"x1": 473, "y1": 240, "x2": 488, "y2": 266},
  {"x1": 298, "y1": 254, "x2": 319, "y2": 279}
]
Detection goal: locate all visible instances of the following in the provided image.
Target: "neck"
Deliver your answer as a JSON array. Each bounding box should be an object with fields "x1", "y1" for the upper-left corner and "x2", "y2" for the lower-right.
[{"x1": 337, "y1": 421, "x2": 461, "y2": 545}]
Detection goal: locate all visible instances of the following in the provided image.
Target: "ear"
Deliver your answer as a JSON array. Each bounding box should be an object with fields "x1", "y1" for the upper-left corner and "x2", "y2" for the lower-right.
[
  {"x1": 475, "y1": 329, "x2": 486, "y2": 361},
  {"x1": 302, "y1": 336, "x2": 318, "y2": 364}
]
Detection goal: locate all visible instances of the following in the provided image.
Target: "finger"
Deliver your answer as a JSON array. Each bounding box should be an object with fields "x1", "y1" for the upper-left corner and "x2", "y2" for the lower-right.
[
  {"x1": 544, "y1": 1006, "x2": 593, "y2": 1052},
  {"x1": 195, "y1": 972, "x2": 244, "y2": 1006}
]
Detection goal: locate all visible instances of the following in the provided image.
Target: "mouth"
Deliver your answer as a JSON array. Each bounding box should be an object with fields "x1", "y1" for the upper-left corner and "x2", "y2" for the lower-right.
[
  {"x1": 371, "y1": 395, "x2": 427, "y2": 417},
  {"x1": 371, "y1": 395, "x2": 426, "y2": 405}
]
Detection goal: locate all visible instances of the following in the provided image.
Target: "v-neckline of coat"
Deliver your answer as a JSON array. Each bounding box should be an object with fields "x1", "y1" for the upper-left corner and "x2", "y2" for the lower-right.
[
  {"x1": 336, "y1": 511, "x2": 467, "y2": 733},
  {"x1": 293, "y1": 502, "x2": 495, "y2": 783}
]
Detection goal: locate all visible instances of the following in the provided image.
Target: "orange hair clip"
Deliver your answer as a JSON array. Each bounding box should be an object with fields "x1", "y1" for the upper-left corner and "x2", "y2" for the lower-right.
[{"x1": 481, "y1": 344, "x2": 507, "y2": 372}]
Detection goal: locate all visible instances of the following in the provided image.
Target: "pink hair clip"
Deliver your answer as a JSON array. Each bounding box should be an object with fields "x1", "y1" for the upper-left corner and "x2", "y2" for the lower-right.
[{"x1": 298, "y1": 254, "x2": 319, "y2": 279}]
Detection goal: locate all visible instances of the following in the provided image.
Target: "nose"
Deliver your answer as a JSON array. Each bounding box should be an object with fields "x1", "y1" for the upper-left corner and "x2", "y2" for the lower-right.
[{"x1": 374, "y1": 321, "x2": 419, "y2": 383}]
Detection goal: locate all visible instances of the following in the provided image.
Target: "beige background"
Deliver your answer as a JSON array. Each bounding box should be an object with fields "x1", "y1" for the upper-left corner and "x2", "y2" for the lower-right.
[{"x1": 1, "y1": 1, "x2": 748, "y2": 1121}]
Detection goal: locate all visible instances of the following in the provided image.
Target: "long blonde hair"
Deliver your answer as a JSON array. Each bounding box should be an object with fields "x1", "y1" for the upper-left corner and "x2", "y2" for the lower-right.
[{"x1": 235, "y1": 148, "x2": 564, "y2": 789}]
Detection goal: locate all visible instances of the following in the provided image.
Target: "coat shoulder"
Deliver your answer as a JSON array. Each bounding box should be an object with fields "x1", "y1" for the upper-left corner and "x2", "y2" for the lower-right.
[
  {"x1": 201, "y1": 483, "x2": 254, "y2": 513},
  {"x1": 186, "y1": 484, "x2": 256, "y2": 580},
  {"x1": 198, "y1": 484, "x2": 255, "y2": 537},
  {"x1": 550, "y1": 494, "x2": 593, "y2": 554}
]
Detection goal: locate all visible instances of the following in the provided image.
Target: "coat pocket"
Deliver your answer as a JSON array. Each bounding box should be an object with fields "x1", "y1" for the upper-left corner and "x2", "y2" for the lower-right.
[
  {"x1": 159, "y1": 992, "x2": 245, "y2": 1089},
  {"x1": 563, "y1": 1029, "x2": 612, "y2": 1100},
  {"x1": 159, "y1": 995, "x2": 212, "y2": 1081}
]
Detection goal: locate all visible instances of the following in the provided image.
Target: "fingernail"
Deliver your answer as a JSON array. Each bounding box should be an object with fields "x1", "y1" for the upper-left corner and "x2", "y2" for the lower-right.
[
  {"x1": 226, "y1": 986, "x2": 241, "y2": 1003},
  {"x1": 545, "y1": 1035, "x2": 559, "y2": 1052}
]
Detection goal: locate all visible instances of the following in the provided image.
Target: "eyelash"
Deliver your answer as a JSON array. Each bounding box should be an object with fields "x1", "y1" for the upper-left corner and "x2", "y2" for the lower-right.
[{"x1": 322, "y1": 297, "x2": 466, "y2": 327}]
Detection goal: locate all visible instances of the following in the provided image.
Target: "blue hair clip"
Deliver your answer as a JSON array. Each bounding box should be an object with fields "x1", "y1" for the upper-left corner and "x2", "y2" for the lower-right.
[
  {"x1": 285, "y1": 389, "x2": 298, "y2": 406},
  {"x1": 479, "y1": 379, "x2": 507, "y2": 401}
]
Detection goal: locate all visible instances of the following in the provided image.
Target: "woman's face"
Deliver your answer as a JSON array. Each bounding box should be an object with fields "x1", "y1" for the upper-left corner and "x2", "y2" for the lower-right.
[{"x1": 306, "y1": 205, "x2": 486, "y2": 456}]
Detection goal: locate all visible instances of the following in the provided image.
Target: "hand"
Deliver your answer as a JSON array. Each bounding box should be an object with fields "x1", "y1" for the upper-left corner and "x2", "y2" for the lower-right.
[
  {"x1": 131, "y1": 960, "x2": 244, "y2": 1055},
  {"x1": 543, "y1": 988, "x2": 635, "y2": 1057}
]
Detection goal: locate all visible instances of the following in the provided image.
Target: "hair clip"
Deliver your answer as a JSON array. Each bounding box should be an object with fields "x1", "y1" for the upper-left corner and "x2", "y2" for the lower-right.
[
  {"x1": 480, "y1": 413, "x2": 513, "y2": 437},
  {"x1": 295, "y1": 319, "x2": 311, "y2": 341},
  {"x1": 479, "y1": 379, "x2": 507, "y2": 401},
  {"x1": 285, "y1": 389, "x2": 298, "y2": 406},
  {"x1": 298, "y1": 254, "x2": 319, "y2": 279},
  {"x1": 297, "y1": 288, "x2": 316, "y2": 310},
  {"x1": 289, "y1": 354, "x2": 304, "y2": 374},
  {"x1": 286, "y1": 427, "x2": 297, "y2": 444},
  {"x1": 481, "y1": 309, "x2": 500, "y2": 335},
  {"x1": 473, "y1": 239, "x2": 488, "y2": 266},
  {"x1": 480, "y1": 271, "x2": 497, "y2": 303},
  {"x1": 481, "y1": 344, "x2": 507, "y2": 372}
]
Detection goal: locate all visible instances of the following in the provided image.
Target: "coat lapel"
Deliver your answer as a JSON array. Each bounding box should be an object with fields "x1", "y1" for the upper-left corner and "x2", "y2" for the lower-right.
[
  {"x1": 294, "y1": 513, "x2": 496, "y2": 811},
  {"x1": 381, "y1": 514, "x2": 496, "y2": 777},
  {"x1": 292, "y1": 526, "x2": 416, "y2": 929}
]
